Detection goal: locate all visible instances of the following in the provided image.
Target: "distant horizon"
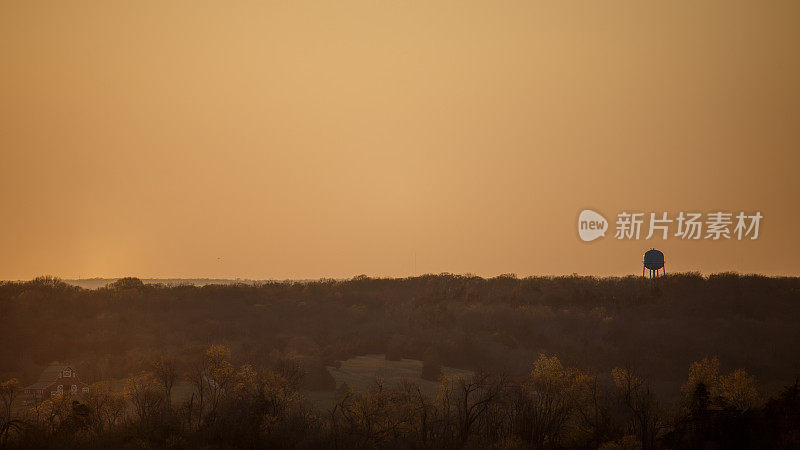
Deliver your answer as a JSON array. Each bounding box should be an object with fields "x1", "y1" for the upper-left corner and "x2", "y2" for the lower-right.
[
  {"x1": 4, "y1": 269, "x2": 798, "y2": 285},
  {"x1": 3, "y1": 271, "x2": 796, "y2": 292}
]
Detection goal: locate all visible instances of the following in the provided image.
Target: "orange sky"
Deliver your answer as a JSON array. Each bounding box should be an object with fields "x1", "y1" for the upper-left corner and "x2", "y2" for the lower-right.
[{"x1": 1, "y1": 1, "x2": 799, "y2": 280}]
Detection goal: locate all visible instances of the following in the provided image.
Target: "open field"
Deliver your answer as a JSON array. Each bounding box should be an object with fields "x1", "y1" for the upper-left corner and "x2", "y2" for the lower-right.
[{"x1": 303, "y1": 354, "x2": 474, "y2": 409}]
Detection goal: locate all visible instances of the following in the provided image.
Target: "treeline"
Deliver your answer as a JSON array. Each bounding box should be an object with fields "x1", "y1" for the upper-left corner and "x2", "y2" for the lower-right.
[
  {"x1": 1, "y1": 346, "x2": 799, "y2": 449},
  {"x1": 1, "y1": 273, "x2": 799, "y2": 398}
]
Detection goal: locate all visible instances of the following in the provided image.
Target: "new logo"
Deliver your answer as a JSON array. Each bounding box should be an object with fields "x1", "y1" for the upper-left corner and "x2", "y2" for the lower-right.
[{"x1": 578, "y1": 209, "x2": 608, "y2": 242}]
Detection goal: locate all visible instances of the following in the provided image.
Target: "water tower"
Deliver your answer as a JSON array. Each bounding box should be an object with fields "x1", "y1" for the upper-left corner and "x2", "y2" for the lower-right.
[{"x1": 643, "y1": 249, "x2": 665, "y2": 278}]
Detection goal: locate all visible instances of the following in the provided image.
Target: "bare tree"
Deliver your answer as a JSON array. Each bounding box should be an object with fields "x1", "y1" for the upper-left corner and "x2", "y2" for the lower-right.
[
  {"x1": 0, "y1": 379, "x2": 24, "y2": 445},
  {"x1": 153, "y1": 355, "x2": 177, "y2": 407},
  {"x1": 0, "y1": 379, "x2": 20, "y2": 420},
  {"x1": 186, "y1": 358, "x2": 208, "y2": 429},
  {"x1": 86, "y1": 380, "x2": 126, "y2": 433},
  {"x1": 451, "y1": 370, "x2": 506, "y2": 444},
  {"x1": 612, "y1": 367, "x2": 661, "y2": 450},
  {"x1": 125, "y1": 372, "x2": 163, "y2": 422}
]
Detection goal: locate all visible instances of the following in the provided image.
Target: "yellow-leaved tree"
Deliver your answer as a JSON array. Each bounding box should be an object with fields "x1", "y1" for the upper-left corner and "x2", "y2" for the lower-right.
[{"x1": 681, "y1": 357, "x2": 759, "y2": 410}]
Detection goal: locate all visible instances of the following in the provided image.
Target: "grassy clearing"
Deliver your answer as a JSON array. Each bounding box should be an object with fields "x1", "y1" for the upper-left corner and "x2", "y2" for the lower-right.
[{"x1": 303, "y1": 354, "x2": 473, "y2": 410}]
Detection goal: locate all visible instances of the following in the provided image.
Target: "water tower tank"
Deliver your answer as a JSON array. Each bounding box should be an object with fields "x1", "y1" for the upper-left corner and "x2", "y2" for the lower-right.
[{"x1": 643, "y1": 249, "x2": 665, "y2": 278}]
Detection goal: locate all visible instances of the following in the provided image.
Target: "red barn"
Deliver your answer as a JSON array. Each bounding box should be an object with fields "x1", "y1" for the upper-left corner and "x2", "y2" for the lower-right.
[{"x1": 23, "y1": 363, "x2": 89, "y2": 405}]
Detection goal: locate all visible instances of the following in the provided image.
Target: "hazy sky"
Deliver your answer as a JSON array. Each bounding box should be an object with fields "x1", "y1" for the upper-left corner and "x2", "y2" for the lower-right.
[{"x1": 2, "y1": 1, "x2": 799, "y2": 280}]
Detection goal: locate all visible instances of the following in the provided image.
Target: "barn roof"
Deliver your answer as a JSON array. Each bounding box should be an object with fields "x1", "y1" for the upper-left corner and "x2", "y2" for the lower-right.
[
  {"x1": 24, "y1": 364, "x2": 78, "y2": 391},
  {"x1": 36, "y1": 365, "x2": 71, "y2": 383},
  {"x1": 25, "y1": 381, "x2": 55, "y2": 390}
]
